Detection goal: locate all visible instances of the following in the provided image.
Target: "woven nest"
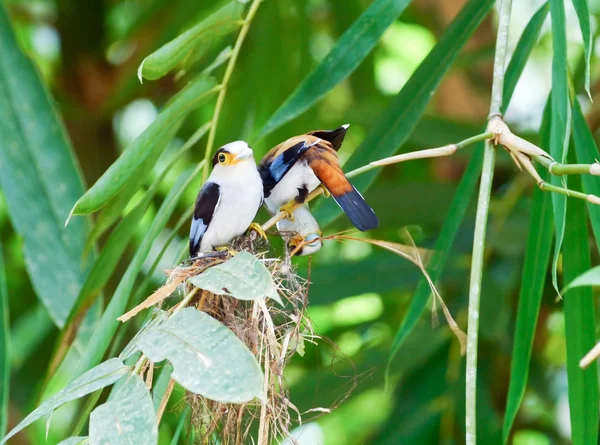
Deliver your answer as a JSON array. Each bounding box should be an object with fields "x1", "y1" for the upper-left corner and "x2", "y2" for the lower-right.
[{"x1": 161, "y1": 233, "x2": 315, "y2": 444}]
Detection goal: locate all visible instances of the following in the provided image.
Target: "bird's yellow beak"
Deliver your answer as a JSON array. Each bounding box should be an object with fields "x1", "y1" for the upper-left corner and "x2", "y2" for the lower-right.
[{"x1": 234, "y1": 148, "x2": 253, "y2": 162}]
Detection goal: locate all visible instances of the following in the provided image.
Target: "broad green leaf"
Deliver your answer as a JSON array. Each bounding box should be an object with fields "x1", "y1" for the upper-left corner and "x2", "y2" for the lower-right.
[
  {"x1": 58, "y1": 437, "x2": 89, "y2": 445},
  {"x1": 0, "y1": 4, "x2": 91, "y2": 326},
  {"x1": 188, "y1": 251, "x2": 282, "y2": 305},
  {"x1": 563, "y1": 171, "x2": 599, "y2": 445},
  {"x1": 119, "y1": 311, "x2": 169, "y2": 361},
  {"x1": 571, "y1": 98, "x2": 600, "y2": 251},
  {"x1": 314, "y1": 0, "x2": 495, "y2": 226},
  {"x1": 0, "y1": 243, "x2": 7, "y2": 437},
  {"x1": 282, "y1": 423, "x2": 325, "y2": 445},
  {"x1": 0, "y1": 358, "x2": 129, "y2": 445},
  {"x1": 502, "y1": 2, "x2": 549, "y2": 113},
  {"x1": 89, "y1": 375, "x2": 157, "y2": 445},
  {"x1": 571, "y1": 0, "x2": 592, "y2": 97},
  {"x1": 69, "y1": 75, "x2": 217, "y2": 217},
  {"x1": 502, "y1": 99, "x2": 553, "y2": 443},
  {"x1": 135, "y1": 308, "x2": 264, "y2": 403},
  {"x1": 9, "y1": 304, "x2": 53, "y2": 370},
  {"x1": 387, "y1": 145, "x2": 483, "y2": 368},
  {"x1": 138, "y1": 1, "x2": 245, "y2": 81},
  {"x1": 549, "y1": 0, "x2": 571, "y2": 295},
  {"x1": 71, "y1": 167, "x2": 200, "y2": 380},
  {"x1": 502, "y1": 182, "x2": 553, "y2": 443},
  {"x1": 564, "y1": 266, "x2": 600, "y2": 291},
  {"x1": 256, "y1": 0, "x2": 412, "y2": 139}
]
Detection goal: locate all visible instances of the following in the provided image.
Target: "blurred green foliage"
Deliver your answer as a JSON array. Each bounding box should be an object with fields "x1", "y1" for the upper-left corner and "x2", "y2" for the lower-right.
[{"x1": 0, "y1": 0, "x2": 599, "y2": 444}]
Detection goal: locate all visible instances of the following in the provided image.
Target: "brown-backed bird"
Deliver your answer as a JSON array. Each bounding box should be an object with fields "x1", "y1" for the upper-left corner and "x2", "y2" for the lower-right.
[
  {"x1": 258, "y1": 125, "x2": 378, "y2": 231},
  {"x1": 189, "y1": 141, "x2": 263, "y2": 257}
]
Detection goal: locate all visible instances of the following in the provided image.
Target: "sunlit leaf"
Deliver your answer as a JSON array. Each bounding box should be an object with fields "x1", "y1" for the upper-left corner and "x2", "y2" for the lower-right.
[
  {"x1": 188, "y1": 252, "x2": 282, "y2": 305},
  {"x1": 57, "y1": 437, "x2": 89, "y2": 445},
  {"x1": 138, "y1": 1, "x2": 245, "y2": 81},
  {"x1": 69, "y1": 76, "x2": 217, "y2": 217},
  {"x1": 0, "y1": 358, "x2": 129, "y2": 444},
  {"x1": 89, "y1": 375, "x2": 157, "y2": 445},
  {"x1": 564, "y1": 266, "x2": 600, "y2": 290},
  {"x1": 314, "y1": 0, "x2": 495, "y2": 227},
  {"x1": 135, "y1": 308, "x2": 264, "y2": 403},
  {"x1": 257, "y1": 0, "x2": 411, "y2": 139},
  {"x1": 0, "y1": 3, "x2": 92, "y2": 327}
]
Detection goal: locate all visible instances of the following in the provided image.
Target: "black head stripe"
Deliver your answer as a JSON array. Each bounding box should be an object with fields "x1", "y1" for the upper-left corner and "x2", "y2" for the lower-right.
[{"x1": 212, "y1": 147, "x2": 228, "y2": 167}]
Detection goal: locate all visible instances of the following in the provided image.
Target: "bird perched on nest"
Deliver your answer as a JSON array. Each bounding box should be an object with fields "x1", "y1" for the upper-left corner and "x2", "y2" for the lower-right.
[
  {"x1": 258, "y1": 125, "x2": 379, "y2": 231},
  {"x1": 189, "y1": 141, "x2": 265, "y2": 257},
  {"x1": 277, "y1": 205, "x2": 322, "y2": 256}
]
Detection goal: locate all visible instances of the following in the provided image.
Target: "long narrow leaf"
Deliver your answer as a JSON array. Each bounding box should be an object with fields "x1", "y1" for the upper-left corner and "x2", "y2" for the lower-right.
[
  {"x1": 563, "y1": 170, "x2": 599, "y2": 445},
  {"x1": 549, "y1": 0, "x2": 571, "y2": 295},
  {"x1": 256, "y1": 0, "x2": 411, "y2": 140},
  {"x1": 0, "y1": 243, "x2": 7, "y2": 437},
  {"x1": 571, "y1": 0, "x2": 592, "y2": 97},
  {"x1": 0, "y1": 4, "x2": 91, "y2": 327},
  {"x1": 70, "y1": 166, "x2": 200, "y2": 380},
  {"x1": 314, "y1": 0, "x2": 495, "y2": 226},
  {"x1": 502, "y1": 2, "x2": 549, "y2": 112},
  {"x1": 571, "y1": 98, "x2": 600, "y2": 250},
  {"x1": 69, "y1": 75, "x2": 217, "y2": 217},
  {"x1": 502, "y1": 184, "x2": 553, "y2": 443}
]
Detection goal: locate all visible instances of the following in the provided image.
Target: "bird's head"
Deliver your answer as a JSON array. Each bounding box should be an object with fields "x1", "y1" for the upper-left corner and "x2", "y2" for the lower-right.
[{"x1": 212, "y1": 141, "x2": 255, "y2": 170}]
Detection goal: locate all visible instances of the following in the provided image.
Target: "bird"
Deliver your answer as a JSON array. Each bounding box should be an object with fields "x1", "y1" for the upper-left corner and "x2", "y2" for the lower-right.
[
  {"x1": 277, "y1": 205, "x2": 322, "y2": 256},
  {"x1": 258, "y1": 125, "x2": 379, "y2": 231},
  {"x1": 189, "y1": 141, "x2": 265, "y2": 257}
]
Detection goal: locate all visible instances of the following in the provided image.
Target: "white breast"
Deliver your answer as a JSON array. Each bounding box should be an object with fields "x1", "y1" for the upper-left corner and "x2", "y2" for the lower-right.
[
  {"x1": 264, "y1": 161, "x2": 321, "y2": 214},
  {"x1": 199, "y1": 161, "x2": 263, "y2": 252}
]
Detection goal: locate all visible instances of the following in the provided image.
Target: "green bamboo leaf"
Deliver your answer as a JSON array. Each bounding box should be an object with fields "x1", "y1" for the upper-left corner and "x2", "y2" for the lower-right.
[
  {"x1": 0, "y1": 358, "x2": 130, "y2": 445},
  {"x1": 386, "y1": 0, "x2": 536, "y2": 367},
  {"x1": 0, "y1": 244, "x2": 8, "y2": 437},
  {"x1": 571, "y1": 0, "x2": 592, "y2": 97},
  {"x1": 564, "y1": 265, "x2": 600, "y2": 290},
  {"x1": 57, "y1": 437, "x2": 89, "y2": 445},
  {"x1": 0, "y1": 4, "x2": 92, "y2": 327},
  {"x1": 135, "y1": 308, "x2": 264, "y2": 403},
  {"x1": 70, "y1": 166, "x2": 200, "y2": 380},
  {"x1": 571, "y1": 97, "x2": 600, "y2": 250},
  {"x1": 563, "y1": 170, "x2": 599, "y2": 445},
  {"x1": 87, "y1": 122, "x2": 209, "y2": 246},
  {"x1": 138, "y1": 1, "x2": 245, "y2": 82},
  {"x1": 502, "y1": 2, "x2": 549, "y2": 113},
  {"x1": 188, "y1": 252, "x2": 282, "y2": 305},
  {"x1": 314, "y1": 0, "x2": 495, "y2": 226},
  {"x1": 502, "y1": 183, "x2": 553, "y2": 443},
  {"x1": 256, "y1": 0, "x2": 412, "y2": 140},
  {"x1": 549, "y1": 0, "x2": 571, "y2": 295},
  {"x1": 89, "y1": 375, "x2": 157, "y2": 445},
  {"x1": 69, "y1": 75, "x2": 218, "y2": 218}
]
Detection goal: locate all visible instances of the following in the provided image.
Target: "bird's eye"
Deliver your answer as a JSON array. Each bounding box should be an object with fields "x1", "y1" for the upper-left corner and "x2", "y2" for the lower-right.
[{"x1": 218, "y1": 153, "x2": 227, "y2": 163}]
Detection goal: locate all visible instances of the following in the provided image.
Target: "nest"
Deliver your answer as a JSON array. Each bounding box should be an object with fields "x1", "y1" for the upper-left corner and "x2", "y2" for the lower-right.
[{"x1": 161, "y1": 233, "x2": 315, "y2": 444}]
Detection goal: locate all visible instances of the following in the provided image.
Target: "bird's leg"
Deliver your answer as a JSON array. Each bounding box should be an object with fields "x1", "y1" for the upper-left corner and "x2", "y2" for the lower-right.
[
  {"x1": 320, "y1": 185, "x2": 331, "y2": 198},
  {"x1": 247, "y1": 222, "x2": 268, "y2": 241},
  {"x1": 279, "y1": 201, "x2": 296, "y2": 221}
]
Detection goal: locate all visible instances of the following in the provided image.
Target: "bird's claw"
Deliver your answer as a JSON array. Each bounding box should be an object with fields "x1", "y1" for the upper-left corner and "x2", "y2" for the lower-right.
[
  {"x1": 279, "y1": 202, "x2": 296, "y2": 221},
  {"x1": 320, "y1": 186, "x2": 331, "y2": 198},
  {"x1": 247, "y1": 222, "x2": 268, "y2": 241}
]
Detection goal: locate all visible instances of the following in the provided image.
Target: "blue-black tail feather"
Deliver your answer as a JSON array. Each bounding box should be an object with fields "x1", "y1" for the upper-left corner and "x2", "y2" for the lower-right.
[{"x1": 330, "y1": 186, "x2": 379, "y2": 231}]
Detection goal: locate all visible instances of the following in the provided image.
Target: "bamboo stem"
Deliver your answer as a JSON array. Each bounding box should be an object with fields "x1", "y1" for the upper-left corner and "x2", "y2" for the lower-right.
[
  {"x1": 466, "y1": 1, "x2": 512, "y2": 443},
  {"x1": 202, "y1": 0, "x2": 263, "y2": 181}
]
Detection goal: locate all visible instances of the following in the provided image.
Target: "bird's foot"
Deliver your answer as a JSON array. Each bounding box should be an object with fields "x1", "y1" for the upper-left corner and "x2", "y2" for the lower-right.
[
  {"x1": 247, "y1": 222, "x2": 268, "y2": 241},
  {"x1": 279, "y1": 202, "x2": 296, "y2": 221},
  {"x1": 214, "y1": 246, "x2": 237, "y2": 256},
  {"x1": 320, "y1": 186, "x2": 331, "y2": 198}
]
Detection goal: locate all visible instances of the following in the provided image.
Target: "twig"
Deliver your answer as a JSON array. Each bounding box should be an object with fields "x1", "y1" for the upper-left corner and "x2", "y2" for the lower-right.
[
  {"x1": 202, "y1": 0, "x2": 263, "y2": 181},
  {"x1": 466, "y1": 1, "x2": 512, "y2": 444},
  {"x1": 157, "y1": 378, "x2": 176, "y2": 424}
]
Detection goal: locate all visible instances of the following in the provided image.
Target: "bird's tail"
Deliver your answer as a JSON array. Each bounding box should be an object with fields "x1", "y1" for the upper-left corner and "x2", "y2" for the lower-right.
[
  {"x1": 329, "y1": 183, "x2": 379, "y2": 231},
  {"x1": 307, "y1": 124, "x2": 349, "y2": 151}
]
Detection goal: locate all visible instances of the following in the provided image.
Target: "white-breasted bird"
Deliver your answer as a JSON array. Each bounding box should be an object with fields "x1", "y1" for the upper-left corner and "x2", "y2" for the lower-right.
[
  {"x1": 277, "y1": 205, "x2": 323, "y2": 256},
  {"x1": 189, "y1": 141, "x2": 264, "y2": 257},
  {"x1": 258, "y1": 125, "x2": 378, "y2": 231}
]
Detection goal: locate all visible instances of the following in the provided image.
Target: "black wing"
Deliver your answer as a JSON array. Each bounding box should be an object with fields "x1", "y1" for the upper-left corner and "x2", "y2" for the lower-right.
[
  {"x1": 258, "y1": 141, "x2": 311, "y2": 197},
  {"x1": 307, "y1": 125, "x2": 348, "y2": 151},
  {"x1": 189, "y1": 182, "x2": 221, "y2": 256}
]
